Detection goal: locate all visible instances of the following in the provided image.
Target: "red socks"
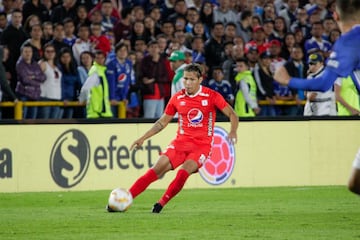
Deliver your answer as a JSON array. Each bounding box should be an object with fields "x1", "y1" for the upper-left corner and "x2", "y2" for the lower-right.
[
  {"x1": 159, "y1": 169, "x2": 190, "y2": 207},
  {"x1": 129, "y1": 168, "x2": 158, "y2": 199},
  {"x1": 129, "y1": 168, "x2": 190, "y2": 207}
]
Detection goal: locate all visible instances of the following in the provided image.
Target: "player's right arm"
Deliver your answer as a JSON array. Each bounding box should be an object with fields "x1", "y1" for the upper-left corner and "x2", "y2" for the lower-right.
[
  {"x1": 288, "y1": 68, "x2": 339, "y2": 92},
  {"x1": 274, "y1": 65, "x2": 339, "y2": 92},
  {"x1": 275, "y1": 36, "x2": 358, "y2": 92},
  {"x1": 130, "y1": 114, "x2": 173, "y2": 150}
]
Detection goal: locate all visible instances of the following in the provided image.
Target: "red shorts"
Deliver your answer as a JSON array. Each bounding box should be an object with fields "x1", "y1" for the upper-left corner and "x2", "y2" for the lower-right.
[{"x1": 162, "y1": 139, "x2": 212, "y2": 169}]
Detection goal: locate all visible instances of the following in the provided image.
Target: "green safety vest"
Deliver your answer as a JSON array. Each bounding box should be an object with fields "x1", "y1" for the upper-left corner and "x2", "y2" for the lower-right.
[
  {"x1": 337, "y1": 76, "x2": 360, "y2": 116},
  {"x1": 86, "y1": 62, "x2": 113, "y2": 118},
  {"x1": 234, "y1": 70, "x2": 257, "y2": 117}
]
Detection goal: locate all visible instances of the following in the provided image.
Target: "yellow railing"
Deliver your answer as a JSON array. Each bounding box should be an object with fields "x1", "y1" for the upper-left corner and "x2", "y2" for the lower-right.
[
  {"x1": 0, "y1": 100, "x2": 305, "y2": 120},
  {"x1": 258, "y1": 100, "x2": 306, "y2": 105},
  {"x1": 0, "y1": 101, "x2": 127, "y2": 120}
]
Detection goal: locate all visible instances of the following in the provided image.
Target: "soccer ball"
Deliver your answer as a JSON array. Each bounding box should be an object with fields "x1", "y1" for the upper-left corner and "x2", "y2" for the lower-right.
[{"x1": 107, "y1": 188, "x2": 133, "y2": 212}]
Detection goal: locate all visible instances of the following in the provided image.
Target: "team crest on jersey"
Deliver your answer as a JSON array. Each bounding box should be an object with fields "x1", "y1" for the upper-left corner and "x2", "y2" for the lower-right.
[
  {"x1": 187, "y1": 108, "x2": 203, "y2": 125},
  {"x1": 118, "y1": 73, "x2": 127, "y2": 82},
  {"x1": 201, "y1": 100, "x2": 208, "y2": 106},
  {"x1": 180, "y1": 101, "x2": 186, "y2": 106}
]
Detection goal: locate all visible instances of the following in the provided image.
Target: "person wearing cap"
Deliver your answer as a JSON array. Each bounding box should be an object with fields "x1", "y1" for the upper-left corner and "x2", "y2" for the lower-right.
[
  {"x1": 169, "y1": 50, "x2": 187, "y2": 96},
  {"x1": 245, "y1": 25, "x2": 268, "y2": 54},
  {"x1": 234, "y1": 58, "x2": 260, "y2": 117},
  {"x1": 303, "y1": 52, "x2": 336, "y2": 116},
  {"x1": 268, "y1": 39, "x2": 287, "y2": 75}
]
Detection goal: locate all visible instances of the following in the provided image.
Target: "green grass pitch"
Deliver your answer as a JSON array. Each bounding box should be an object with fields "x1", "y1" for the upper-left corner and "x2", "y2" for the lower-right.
[{"x1": 0, "y1": 186, "x2": 360, "y2": 240}]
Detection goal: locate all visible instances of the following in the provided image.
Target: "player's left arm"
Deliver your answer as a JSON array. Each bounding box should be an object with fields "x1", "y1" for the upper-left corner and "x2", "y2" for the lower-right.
[
  {"x1": 130, "y1": 114, "x2": 173, "y2": 150},
  {"x1": 221, "y1": 104, "x2": 239, "y2": 144}
]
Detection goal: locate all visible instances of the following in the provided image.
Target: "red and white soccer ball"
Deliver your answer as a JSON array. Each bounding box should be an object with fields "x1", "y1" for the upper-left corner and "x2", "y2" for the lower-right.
[{"x1": 107, "y1": 188, "x2": 133, "y2": 212}]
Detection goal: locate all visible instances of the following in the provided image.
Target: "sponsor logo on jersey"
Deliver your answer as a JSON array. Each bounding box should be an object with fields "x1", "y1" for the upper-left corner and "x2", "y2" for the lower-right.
[
  {"x1": 187, "y1": 108, "x2": 203, "y2": 126},
  {"x1": 118, "y1": 73, "x2": 127, "y2": 82},
  {"x1": 327, "y1": 60, "x2": 339, "y2": 69}
]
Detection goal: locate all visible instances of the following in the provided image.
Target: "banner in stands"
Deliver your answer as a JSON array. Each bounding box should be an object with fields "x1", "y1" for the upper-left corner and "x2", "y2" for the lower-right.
[{"x1": 0, "y1": 121, "x2": 359, "y2": 192}]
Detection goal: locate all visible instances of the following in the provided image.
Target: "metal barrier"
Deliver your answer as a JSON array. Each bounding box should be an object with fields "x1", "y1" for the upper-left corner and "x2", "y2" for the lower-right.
[
  {"x1": 258, "y1": 100, "x2": 306, "y2": 105},
  {"x1": 0, "y1": 101, "x2": 127, "y2": 120},
  {"x1": 0, "y1": 100, "x2": 304, "y2": 120}
]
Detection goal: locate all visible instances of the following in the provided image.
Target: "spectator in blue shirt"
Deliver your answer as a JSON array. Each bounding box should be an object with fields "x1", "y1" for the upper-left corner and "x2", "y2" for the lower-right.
[
  {"x1": 106, "y1": 42, "x2": 134, "y2": 117},
  {"x1": 208, "y1": 66, "x2": 234, "y2": 107}
]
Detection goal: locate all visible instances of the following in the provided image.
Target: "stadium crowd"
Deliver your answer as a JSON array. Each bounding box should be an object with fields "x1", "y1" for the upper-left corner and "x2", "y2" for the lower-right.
[{"x1": 0, "y1": 0, "x2": 359, "y2": 119}]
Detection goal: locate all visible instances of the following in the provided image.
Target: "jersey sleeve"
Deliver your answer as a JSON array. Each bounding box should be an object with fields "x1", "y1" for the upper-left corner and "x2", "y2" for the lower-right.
[
  {"x1": 326, "y1": 39, "x2": 358, "y2": 77},
  {"x1": 164, "y1": 94, "x2": 177, "y2": 116},
  {"x1": 289, "y1": 68, "x2": 338, "y2": 92},
  {"x1": 213, "y1": 90, "x2": 228, "y2": 110}
]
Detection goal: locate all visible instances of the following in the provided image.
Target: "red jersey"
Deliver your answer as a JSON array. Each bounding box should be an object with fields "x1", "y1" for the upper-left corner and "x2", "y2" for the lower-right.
[
  {"x1": 89, "y1": 35, "x2": 111, "y2": 55},
  {"x1": 164, "y1": 86, "x2": 228, "y2": 145}
]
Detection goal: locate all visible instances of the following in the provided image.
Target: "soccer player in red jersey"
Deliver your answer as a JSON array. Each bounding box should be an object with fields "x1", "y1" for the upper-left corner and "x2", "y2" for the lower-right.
[{"x1": 118, "y1": 63, "x2": 238, "y2": 213}]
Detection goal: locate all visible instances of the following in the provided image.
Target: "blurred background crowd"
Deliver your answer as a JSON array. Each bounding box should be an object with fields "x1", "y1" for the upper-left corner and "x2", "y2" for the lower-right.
[{"x1": 0, "y1": 0, "x2": 359, "y2": 119}]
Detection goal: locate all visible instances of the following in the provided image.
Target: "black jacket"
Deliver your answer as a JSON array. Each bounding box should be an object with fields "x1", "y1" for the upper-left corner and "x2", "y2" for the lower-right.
[{"x1": 0, "y1": 46, "x2": 17, "y2": 101}]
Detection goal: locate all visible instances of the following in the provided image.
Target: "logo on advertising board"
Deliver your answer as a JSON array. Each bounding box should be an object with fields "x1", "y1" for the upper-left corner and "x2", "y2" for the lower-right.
[
  {"x1": 50, "y1": 129, "x2": 90, "y2": 188},
  {"x1": 50, "y1": 126, "x2": 234, "y2": 188},
  {"x1": 199, "y1": 126, "x2": 235, "y2": 185},
  {"x1": 0, "y1": 148, "x2": 12, "y2": 179}
]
